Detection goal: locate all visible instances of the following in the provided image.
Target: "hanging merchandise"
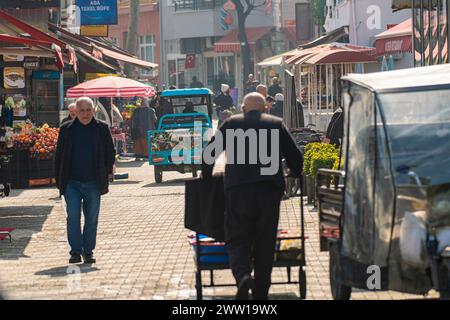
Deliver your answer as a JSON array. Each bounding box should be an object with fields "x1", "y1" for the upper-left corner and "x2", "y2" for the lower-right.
[
  {"x1": 223, "y1": 0, "x2": 236, "y2": 11},
  {"x1": 220, "y1": 7, "x2": 229, "y2": 31},
  {"x1": 265, "y1": 0, "x2": 272, "y2": 16},
  {"x1": 225, "y1": 12, "x2": 234, "y2": 26}
]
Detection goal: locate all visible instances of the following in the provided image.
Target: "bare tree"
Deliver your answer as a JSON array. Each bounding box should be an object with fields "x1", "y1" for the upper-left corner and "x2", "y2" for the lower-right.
[
  {"x1": 125, "y1": 0, "x2": 140, "y2": 77},
  {"x1": 231, "y1": 0, "x2": 266, "y2": 88}
]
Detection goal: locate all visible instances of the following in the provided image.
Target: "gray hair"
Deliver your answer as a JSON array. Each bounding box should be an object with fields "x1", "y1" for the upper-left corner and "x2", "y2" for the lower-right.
[
  {"x1": 67, "y1": 103, "x2": 77, "y2": 110},
  {"x1": 256, "y1": 84, "x2": 267, "y2": 93},
  {"x1": 75, "y1": 97, "x2": 94, "y2": 109}
]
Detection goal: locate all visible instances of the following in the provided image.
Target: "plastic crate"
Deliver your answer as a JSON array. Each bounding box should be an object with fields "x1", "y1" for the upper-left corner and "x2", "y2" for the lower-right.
[
  {"x1": 28, "y1": 157, "x2": 55, "y2": 180},
  {"x1": 189, "y1": 234, "x2": 229, "y2": 265},
  {"x1": 8, "y1": 150, "x2": 30, "y2": 189}
]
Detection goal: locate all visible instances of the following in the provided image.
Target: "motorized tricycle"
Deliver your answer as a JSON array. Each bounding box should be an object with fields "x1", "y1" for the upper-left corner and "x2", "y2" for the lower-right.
[
  {"x1": 149, "y1": 89, "x2": 213, "y2": 183},
  {"x1": 317, "y1": 64, "x2": 450, "y2": 299}
]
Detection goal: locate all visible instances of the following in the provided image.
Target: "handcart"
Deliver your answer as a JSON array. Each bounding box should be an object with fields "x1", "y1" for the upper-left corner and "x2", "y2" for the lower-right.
[
  {"x1": 284, "y1": 128, "x2": 322, "y2": 198},
  {"x1": 189, "y1": 178, "x2": 307, "y2": 300}
]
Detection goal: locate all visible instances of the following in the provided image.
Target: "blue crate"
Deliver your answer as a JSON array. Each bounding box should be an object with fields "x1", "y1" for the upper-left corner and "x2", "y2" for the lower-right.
[{"x1": 189, "y1": 234, "x2": 229, "y2": 265}]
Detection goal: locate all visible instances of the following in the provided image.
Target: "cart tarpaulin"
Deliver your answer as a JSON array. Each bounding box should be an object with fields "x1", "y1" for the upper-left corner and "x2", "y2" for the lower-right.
[
  {"x1": 185, "y1": 176, "x2": 225, "y2": 241},
  {"x1": 341, "y1": 84, "x2": 376, "y2": 265}
]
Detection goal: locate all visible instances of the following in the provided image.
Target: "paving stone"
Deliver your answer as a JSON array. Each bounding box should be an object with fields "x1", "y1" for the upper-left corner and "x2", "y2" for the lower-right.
[{"x1": 0, "y1": 161, "x2": 439, "y2": 300}]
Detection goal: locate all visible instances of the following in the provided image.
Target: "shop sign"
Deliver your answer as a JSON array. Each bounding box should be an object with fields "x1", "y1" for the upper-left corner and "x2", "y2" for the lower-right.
[
  {"x1": 23, "y1": 59, "x2": 40, "y2": 70},
  {"x1": 3, "y1": 67, "x2": 25, "y2": 89},
  {"x1": 85, "y1": 73, "x2": 118, "y2": 81},
  {"x1": 76, "y1": 0, "x2": 118, "y2": 26},
  {"x1": 385, "y1": 39, "x2": 404, "y2": 53},
  {"x1": 32, "y1": 70, "x2": 60, "y2": 80},
  {"x1": 80, "y1": 25, "x2": 109, "y2": 37}
]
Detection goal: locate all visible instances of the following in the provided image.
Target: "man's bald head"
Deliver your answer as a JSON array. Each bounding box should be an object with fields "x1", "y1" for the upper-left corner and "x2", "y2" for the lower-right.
[
  {"x1": 242, "y1": 93, "x2": 266, "y2": 113},
  {"x1": 256, "y1": 84, "x2": 268, "y2": 97}
]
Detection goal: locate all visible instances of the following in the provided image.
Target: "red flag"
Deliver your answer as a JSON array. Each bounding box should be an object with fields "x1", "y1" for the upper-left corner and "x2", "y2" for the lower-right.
[{"x1": 185, "y1": 54, "x2": 196, "y2": 69}]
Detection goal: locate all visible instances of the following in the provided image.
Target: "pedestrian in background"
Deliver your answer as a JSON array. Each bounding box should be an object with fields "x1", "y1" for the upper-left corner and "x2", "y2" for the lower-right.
[
  {"x1": 190, "y1": 76, "x2": 204, "y2": 88},
  {"x1": 214, "y1": 84, "x2": 234, "y2": 125},
  {"x1": 55, "y1": 97, "x2": 116, "y2": 264},
  {"x1": 256, "y1": 84, "x2": 268, "y2": 98},
  {"x1": 130, "y1": 97, "x2": 157, "y2": 159},
  {"x1": 202, "y1": 92, "x2": 303, "y2": 300},
  {"x1": 244, "y1": 74, "x2": 255, "y2": 94},
  {"x1": 268, "y1": 77, "x2": 283, "y2": 97},
  {"x1": 61, "y1": 103, "x2": 77, "y2": 125}
]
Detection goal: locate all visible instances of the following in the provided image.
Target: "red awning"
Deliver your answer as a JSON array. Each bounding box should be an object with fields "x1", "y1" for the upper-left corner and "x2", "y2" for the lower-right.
[
  {"x1": 0, "y1": 10, "x2": 66, "y2": 49},
  {"x1": 214, "y1": 27, "x2": 273, "y2": 53},
  {"x1": 100, "y1": 47, "x2": 158, "y2": 69},
  {"x1": 375, "y1": 19, "x2": 412, "y2": 56},
  {"x1": 285, "y1": 43, "x2": 376, "y2": 65}
]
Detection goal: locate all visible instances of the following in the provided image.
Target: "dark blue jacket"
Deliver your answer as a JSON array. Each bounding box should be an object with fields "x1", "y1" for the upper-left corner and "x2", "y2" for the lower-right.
[{"x1": 55, "y1": 118, "x2": 116, "y2": 196}]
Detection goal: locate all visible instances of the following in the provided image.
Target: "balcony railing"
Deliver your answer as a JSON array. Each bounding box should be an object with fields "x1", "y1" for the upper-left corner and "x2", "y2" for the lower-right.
[{"x1": 174, "y1": 0, "x2": 227, "y2": 12}]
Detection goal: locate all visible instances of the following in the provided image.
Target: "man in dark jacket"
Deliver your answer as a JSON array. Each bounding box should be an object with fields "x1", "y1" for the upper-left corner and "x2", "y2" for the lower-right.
[
  {"x1": 60, "y1": 103, "x2": 77, "y2": 125},
  {"x1": 325, "y1": 107, "x2": 344, "y2": 147},
  {"x1": 55, "y1": 97, "x2": 116, "y2": 264},
  {"x1": 202, "y1": 93, "x2": 303, "y2": 300},
  {"x1": 214, "y1": 84, "x2": 234, "y2": 125},
  {"x1": 268, "y1": 77, "x2": 283, "y2": 97}
]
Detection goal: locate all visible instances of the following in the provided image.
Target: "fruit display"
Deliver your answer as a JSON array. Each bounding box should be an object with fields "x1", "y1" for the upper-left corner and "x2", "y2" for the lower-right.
[
  {"x1": 28, "y1": 124, "x2": 59, "y2": 160},
  {"x1": 12, "y1": 124, "x2": 59, "y2": 160}
]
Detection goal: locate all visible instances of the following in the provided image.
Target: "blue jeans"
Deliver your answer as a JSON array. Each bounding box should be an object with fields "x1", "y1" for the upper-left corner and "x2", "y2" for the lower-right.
[{"x1": 64, "y1": 180, "x2": 101, "y2": 255}]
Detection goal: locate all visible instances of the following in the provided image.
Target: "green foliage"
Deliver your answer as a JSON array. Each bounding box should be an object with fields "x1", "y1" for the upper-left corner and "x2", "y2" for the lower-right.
[
  {"x1": 310, "y1": 0, "x2": 327, "y2": 29},
  {"x1": 303, "y1": 143, "x2": 339, "y2": 177}
]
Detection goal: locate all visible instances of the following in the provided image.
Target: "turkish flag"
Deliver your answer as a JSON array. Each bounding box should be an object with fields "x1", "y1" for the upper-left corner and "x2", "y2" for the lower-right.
[{"x1": 185, "y1": 54, "x2": 196, "y2": 69}]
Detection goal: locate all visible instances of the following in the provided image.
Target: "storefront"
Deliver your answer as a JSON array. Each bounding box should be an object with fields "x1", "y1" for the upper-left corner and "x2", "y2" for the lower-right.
[
  {"x1": 374, "y1": 18, "x2": 414, "y2": 70},
  {"x1": 0, "y1": 10, "x2": 74, "y2": 188},
  {"x1": 393, "y1": 0, "x2": 450, "y2": 66}
]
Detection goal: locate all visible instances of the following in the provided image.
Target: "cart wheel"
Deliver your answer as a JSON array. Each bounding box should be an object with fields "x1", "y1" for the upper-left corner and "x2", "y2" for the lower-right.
[
  {"x1": 299, "y1": 264, "x2": 307, "y2": 300},
  {"x1": 330, "y1": 244, "x2": 352, "y2": 300},
  {"x1": 154, "y1": 166, "x2": 163, "y2": 184},
  {"x1": 195, "y1": 271, "x2": 203, "y2": 300},
  {"x1": 192, "y1": 170, "x2": 198, "y2": 178}
]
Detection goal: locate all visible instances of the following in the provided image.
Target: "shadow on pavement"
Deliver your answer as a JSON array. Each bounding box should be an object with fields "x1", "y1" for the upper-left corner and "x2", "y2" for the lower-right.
[
  {"x1": 35, "y1": 265, "x2": 100, "y2": 277},
  {"x1": 115, "y1": 160, "x2": 146, "y2": 168},
  {"x1": 199, "y1": 292, "x2": 299, "y2": 300},
  {"x1": 142, "y1": 179, "x2": 187, "y2": 188},
  {"x1": 111, "y1": 180, "x2": 142, "y2": 185},
  {"x1": 0, "y1": 205, "x2": 53, "y2": 260}
]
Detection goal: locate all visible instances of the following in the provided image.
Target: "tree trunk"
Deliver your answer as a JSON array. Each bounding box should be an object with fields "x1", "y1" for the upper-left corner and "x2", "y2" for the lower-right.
[
  {"x1": 232, "y1": 0, "x2": 253, "y2": 90},
  {"x1": 236, "y1": 7, "x2": 252, "y2": 89},
  {"x1": 125, "y1": 0, "x2": 140, "y2": 77}
]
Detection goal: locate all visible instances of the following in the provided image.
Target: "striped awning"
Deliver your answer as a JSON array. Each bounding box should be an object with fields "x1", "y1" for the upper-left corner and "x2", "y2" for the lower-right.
[
  {"x1": 214, "y1": 27, "x2": 273, "y2": 53},
  {"x1": 67, "y1": 76, "x2": 156, "y2": 98},
  {"x1": 375, "y1": 19, "x2": 412, "y2": 56}
]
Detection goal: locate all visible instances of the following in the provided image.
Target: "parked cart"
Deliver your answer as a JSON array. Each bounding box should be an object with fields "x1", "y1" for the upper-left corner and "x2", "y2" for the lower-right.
[{"x1": 187, "y1": 179, "x2": 307, "y2": 300}]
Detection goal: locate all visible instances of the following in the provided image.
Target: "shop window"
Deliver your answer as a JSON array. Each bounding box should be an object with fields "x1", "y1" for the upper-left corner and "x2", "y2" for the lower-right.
[
  {"x1": 139, "y1": 35, "x2": 156, "y2": 75},
  {"x1": 181, "y1": 38, "x2": 206, "y2": 55}
]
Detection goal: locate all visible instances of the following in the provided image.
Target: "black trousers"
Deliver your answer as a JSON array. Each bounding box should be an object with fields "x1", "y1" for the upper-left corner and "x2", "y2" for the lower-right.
[{"x1": 225, "y1": 181, "x2": 283, "y2": 299}]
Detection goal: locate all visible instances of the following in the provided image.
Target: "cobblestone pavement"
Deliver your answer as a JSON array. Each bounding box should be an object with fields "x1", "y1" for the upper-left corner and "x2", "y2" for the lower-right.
[{"x1": 0, "y1": 161, "x2": 438, "y2": 300}]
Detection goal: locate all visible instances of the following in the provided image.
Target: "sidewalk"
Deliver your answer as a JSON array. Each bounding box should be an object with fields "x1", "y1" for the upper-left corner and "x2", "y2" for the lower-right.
[{"x1": 0, "y1": 162, "x2": 438, "y2": 299}]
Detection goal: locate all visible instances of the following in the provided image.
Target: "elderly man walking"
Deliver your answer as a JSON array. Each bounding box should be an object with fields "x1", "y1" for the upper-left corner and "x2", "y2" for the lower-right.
[
  {"x1": 202, "y1": 93, "x2": 303, "y2": 300},
  {"x1": 61, "y1": 103, "x2": 77, "y2": 124},
  {"x1": 55, "y1": 97, "x2": 116, "y2": 264}
]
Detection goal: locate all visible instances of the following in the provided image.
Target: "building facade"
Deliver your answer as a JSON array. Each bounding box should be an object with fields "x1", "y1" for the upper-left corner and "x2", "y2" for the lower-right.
[
  {"x1": 108, "y1": 0, "x2": 161, "y2": 84},
  {"x1": 324, "y1": 0, "x2": 412, "y2": 71},
  {"x1": 160, "y1": 0, "x2": 300, "y2": 95}
]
